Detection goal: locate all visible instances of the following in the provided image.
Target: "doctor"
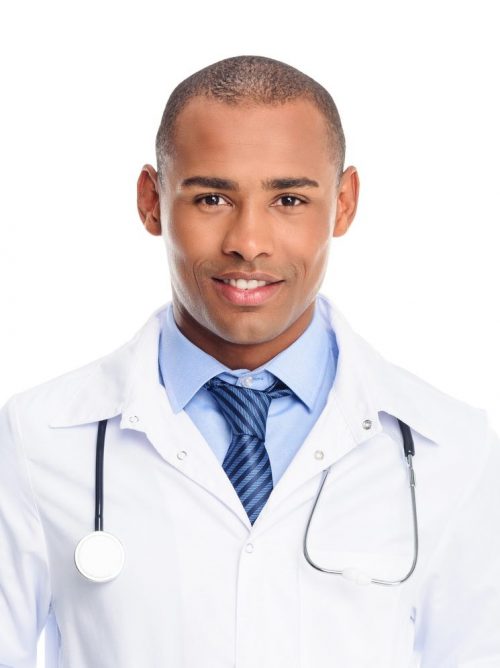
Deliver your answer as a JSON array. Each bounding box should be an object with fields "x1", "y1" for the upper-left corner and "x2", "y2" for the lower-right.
[{"x1": 1, "y1": 55, "x2": 500, "y2": 668}]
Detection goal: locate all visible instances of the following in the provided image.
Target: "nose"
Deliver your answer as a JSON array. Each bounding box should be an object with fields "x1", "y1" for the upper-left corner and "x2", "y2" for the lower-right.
[{"x1": 221, "y1": 201, "x2": 274, "y2": 262}]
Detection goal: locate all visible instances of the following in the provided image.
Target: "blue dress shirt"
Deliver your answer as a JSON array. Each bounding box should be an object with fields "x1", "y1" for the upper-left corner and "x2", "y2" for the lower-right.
[{"x1": 158, "y1": 302, "x2": 338, "y2": 484}]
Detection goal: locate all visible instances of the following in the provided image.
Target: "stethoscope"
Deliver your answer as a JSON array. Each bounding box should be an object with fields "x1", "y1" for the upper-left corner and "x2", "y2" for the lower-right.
[
  {"x1": 74, "y1": 417, "x2": 417, "y2": 586},
  {"x1": 303, "y1": 418, "x2": 418, "y2": 586},
  {"x1": 74, "y1": 420, "x2": 125, "y2": 583}
]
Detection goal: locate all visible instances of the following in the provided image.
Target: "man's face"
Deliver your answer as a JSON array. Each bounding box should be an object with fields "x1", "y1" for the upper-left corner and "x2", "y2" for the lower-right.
[{"x1": 153, "y1": 96, "x2": 357, "y2": 354}]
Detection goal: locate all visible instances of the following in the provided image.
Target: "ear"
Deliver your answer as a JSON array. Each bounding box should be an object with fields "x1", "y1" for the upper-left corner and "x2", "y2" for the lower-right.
[
  {"x1": 137, "y1": 164, "x2": 162, "y2": 236},
  {"x1": 333, "y1": 166, "x2": 360, "y2": 238}
]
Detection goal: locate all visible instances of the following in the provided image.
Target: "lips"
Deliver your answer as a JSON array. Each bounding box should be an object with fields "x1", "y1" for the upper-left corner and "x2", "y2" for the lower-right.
[
  {"x1": 220, "y1": 278, "x2": 270, "y2": 290},
  {"x1": 212, "y1": 273, "x2": 284, "y2": 306},
  {"x1": 214, "y1": 271, "x2": 282, "y2": 284}
]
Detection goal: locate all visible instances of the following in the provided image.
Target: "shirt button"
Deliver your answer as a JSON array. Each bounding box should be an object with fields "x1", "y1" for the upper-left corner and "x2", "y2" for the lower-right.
[
  {"x1": 245, "y1": 543, "x2": 254, "y2": 553},
  {"x1": 128, "y1": 415, "x2": 139, "y2": 424},
  {"x1": 177, "y1": 450, "x2": 187, "y2": 460},
  {"x1": 362, "y1": 419, "x2": 372, "y2": 430},
  {"x1": 314, "y1": 450, "x2": 325, "y2": 460},
  {"x1": 242, "y1": 376, "x2": 253, "y2": 388}
]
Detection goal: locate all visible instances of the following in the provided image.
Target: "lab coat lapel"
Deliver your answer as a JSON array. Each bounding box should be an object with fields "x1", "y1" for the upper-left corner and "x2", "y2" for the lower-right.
[
  {"x1": 255, "y1": 297, "x2": 386, "y2": 527},
  {"x1": 48, "y1": 305, "x2": 251, "y2": 528},
  {"x1": 123, "y1": 386, "x2": 252, "y2": 528},
  {"x1": 250, "y1": 293, "x2": 476, "y2": 530},
  {"x1": 115, "y1": 311, "x2": 252, "y2": 527},
  {"x1": 252, "y1": 399, "x2": 356, "y2": 530}
]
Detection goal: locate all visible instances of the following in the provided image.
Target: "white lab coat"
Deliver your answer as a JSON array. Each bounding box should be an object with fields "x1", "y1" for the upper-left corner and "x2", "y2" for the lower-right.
[{"x1": 1, "y1": 295, "x2": 499, "y2": 668}]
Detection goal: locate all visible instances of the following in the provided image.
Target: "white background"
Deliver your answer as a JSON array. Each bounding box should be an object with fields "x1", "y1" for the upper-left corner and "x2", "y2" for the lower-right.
[{"x1": 0, "y1": 1, "x2": 498, "y2": 664}]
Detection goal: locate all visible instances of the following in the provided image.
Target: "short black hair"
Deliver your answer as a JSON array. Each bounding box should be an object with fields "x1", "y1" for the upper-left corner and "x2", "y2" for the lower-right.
[{"x1": 155, "y1": 55, "x2": 345, "y2": 183}]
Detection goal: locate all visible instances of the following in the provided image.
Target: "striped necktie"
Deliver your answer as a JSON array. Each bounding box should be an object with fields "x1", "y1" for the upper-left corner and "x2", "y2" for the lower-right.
[{"x1": 205, "y1": 377, "x2": 293, "y2": 524}]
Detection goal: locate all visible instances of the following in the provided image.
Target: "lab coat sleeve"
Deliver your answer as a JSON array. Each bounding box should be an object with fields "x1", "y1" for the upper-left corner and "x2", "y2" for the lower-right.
[
  {"x1": 416, "y1": 421, "x2": 500, "y2": 667},
  {"x1": 0, "y1": 397, "x2": 52, "y2": 667}
]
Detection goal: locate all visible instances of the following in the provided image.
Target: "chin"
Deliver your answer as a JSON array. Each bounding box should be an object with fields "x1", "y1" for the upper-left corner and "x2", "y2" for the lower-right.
[{"x1": 213, "y1": 320, "x2": 284, "y2": 346}]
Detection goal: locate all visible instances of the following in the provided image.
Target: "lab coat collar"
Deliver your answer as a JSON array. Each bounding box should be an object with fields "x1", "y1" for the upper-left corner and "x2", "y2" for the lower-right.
[
  {"x1": 48, "y1": 295, "x2": 469, "y2": 449},
  {"x1": 315, "y1": 295, "x2": 483, "y2": 448}
]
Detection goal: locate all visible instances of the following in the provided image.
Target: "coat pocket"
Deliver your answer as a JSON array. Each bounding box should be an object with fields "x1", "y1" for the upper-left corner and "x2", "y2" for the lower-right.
[{"x1": 298, "y1": 549, "x2": 414, "y2": 668}]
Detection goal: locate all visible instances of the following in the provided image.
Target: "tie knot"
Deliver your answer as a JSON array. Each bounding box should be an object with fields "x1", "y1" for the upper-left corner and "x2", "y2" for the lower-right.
[{"x1": 205, "y1": 376, "x2": 292, "y2": 440}]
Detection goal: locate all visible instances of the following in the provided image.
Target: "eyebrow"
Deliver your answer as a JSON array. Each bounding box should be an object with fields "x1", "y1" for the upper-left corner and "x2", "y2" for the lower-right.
[
  {"x1": 180, "y1": 176, "x2": 319, "y2": 191},
  {"x1": 181, "y1": 176, "x2": 239, "y2": 190},
  {"x1": 263, "y1": 177, "x2": 319, "y2": 190}
]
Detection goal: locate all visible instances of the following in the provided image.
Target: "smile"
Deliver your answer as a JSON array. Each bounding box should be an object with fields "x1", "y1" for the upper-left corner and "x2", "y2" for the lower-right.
[
  {"x1": 212, "y1": 276, "x2": 284, "y2": 306},
  {"x1": 221, "y1": 278, "x2": 270, "y2": 290}
]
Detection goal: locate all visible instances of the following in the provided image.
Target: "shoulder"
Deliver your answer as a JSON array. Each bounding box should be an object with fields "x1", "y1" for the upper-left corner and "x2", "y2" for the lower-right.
[
  {"x1": 317, "y1": 293, "x2": 493, "y2": 454},
  {"x1": 2, "y1": 304, "x2": 168, "y2": 434}
]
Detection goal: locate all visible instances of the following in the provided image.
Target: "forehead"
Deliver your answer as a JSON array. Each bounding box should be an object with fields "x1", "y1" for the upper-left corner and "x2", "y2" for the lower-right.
[{"x1": 166, "y1": 97, "x2": 336, "y2": 181}]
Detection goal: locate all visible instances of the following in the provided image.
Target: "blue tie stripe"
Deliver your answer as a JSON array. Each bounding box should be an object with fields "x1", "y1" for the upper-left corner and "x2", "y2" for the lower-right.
[
  {"x1": 211, "y1": 390, "x2": 266, "y2": 438},
  {"x1": 221, "y1": 383, "x2": 271, "y2": 432},
  {"x1": 205, "y1": 377, "x2": 293, "y2": 523},
  {"x1": 238, "y1": 465, "x2": 272, "y2": 503},
  {"x1": 224, "y1": 438, "x2": 264, "y2": 479},
  {"x1": 231, "y1": 390, "x2": 268, "y2": 437},
  {"x1": 232, "y1": 446, "x2": 269, "y2": 492},
  {"x1": 245, "y1": 482, "x2": 273, "y2": 522}
]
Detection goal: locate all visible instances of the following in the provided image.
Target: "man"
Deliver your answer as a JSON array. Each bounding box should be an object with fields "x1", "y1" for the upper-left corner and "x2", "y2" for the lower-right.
[{"x1": 1, "y1": 55, "x2": 499, "y2": 668}]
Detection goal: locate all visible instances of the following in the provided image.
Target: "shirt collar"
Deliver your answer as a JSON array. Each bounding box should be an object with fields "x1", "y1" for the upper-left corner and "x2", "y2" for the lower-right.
[
  {"x1": 252, "y1": 305, "x2": 336, "y2": 410},
  {"x1": 158, "y1": 303, "x2": 336, "y2": 413},
  {"x1": 158, "y1": 305, "x2": 229, "y2": 413}
]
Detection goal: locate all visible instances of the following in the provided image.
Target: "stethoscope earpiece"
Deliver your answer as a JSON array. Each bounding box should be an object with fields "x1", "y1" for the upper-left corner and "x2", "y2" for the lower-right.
[{"x1": 74, "y1": 530, "x2": 125, "y2": 583}]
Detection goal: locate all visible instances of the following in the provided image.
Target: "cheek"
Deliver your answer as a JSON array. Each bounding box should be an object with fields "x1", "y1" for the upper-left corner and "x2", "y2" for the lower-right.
[
  {"x1": 165, "y1": 202, "x2": 221, "y2": 259},
  {"x1": 164, "y1": 218, "x2": 206, "y2": 269},
  {"x1": 164, "y1": 211, "x2": 193, "y2": 254},
  {"x1": 283, "y1": 225, "x2": 332, "y2": 279},
  {"x1": 162, "y1": 228, "x2": 197, "y2": 299}
]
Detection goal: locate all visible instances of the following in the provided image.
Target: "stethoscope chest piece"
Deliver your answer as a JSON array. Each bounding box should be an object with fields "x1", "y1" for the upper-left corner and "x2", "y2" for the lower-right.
[{"x1": 74, "y1": 531, "x2": 125, "y2": 583}]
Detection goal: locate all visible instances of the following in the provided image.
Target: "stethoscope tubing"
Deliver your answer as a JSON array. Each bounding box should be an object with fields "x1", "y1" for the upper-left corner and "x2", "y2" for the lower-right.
[
  {"x1": 95, "y1": 419, "x2": 107, "y2": 532},
  {"x1": 74, "y1": 418, "x2": 125, "y2": 583},
  {"x1": 303, "y1": 419, "x2": 418, "y2": 586}
]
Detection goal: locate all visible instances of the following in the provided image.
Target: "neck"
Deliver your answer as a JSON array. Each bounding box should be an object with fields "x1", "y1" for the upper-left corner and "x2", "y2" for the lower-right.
[{"x1": 173, "y1": 303, "x2": 315, "y2": 370}]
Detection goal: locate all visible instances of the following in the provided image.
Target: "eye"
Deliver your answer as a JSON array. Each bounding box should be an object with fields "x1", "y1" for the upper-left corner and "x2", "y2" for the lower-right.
[
  {"x1": 195, "y1": 194, "x2": 231, "y2": 208},
  {"x1": 273, "y1": 194, "x2": 306, "y2": 207}
]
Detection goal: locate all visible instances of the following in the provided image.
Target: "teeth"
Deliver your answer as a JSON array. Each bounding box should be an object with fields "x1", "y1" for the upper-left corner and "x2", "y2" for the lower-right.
[{"x1": 222, "y1": 278, "x2": 269, "y2": 290}]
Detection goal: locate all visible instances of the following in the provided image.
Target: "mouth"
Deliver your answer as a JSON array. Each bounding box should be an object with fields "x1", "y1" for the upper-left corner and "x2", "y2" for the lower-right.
[
  {"x1": 213, "y1": 272, "x2": 283, "y2": 289},
  {"x1": 212, "y1": 273, "x2": 284, "y2": 305},
  {"x1": 217, "y1": 278, "x2": 274, "y2": 290}
]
